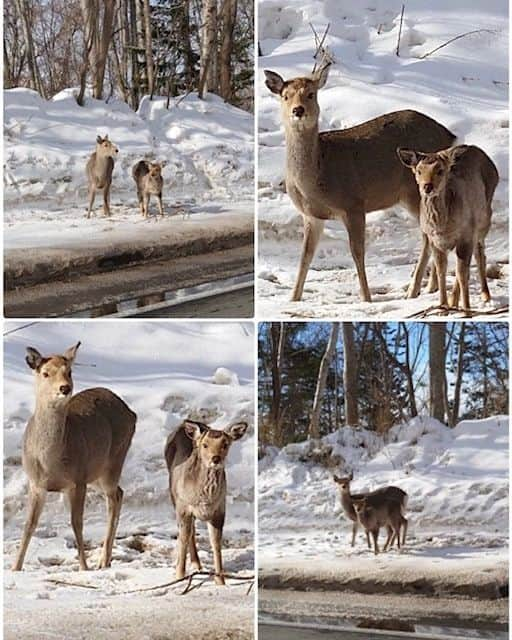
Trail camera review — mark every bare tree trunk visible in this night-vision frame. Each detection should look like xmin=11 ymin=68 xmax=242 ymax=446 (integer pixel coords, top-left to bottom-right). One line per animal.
xmin=429 ymin=323 xmax=446 ymax=423
xmin=450 ymin=323 xmax=466 ymax=427
xmin=269 ymin=323 xmax=286 ymax=445
xmin=402 ymin=323 xmax=418 ymax=417
xmin=15 ymin=0 xmax=45 ymax=97
xmin=198 ymin=0 xmax=217 ymax=98
xmin=93 ymin=0 xmax=116 ymax=99
xmin=219 ymin=0 xmax=237 ymax=100
xmin=342 ymin=322 xmax=359 ymax=427
xmin=77 ymin=0 xmax=97 ymax=106
xmin=142 ymin=0 xmax=154 ymax=97
xmin=309 ymin=323 xmax=339 ymax=439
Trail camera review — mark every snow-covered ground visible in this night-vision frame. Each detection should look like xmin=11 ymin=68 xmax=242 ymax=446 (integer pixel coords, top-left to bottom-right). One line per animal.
xmin=258 ymin=416 xmax=509 ymax=575
xmin=4 ymin=89 xmax=254 ymax=250
xmin=257 ymin=0 xmax=509 ymax=318
xmin=4 ymin=321 xmax=255 ymax=638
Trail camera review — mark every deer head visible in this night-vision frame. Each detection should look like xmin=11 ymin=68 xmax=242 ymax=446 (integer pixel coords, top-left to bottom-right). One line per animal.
xmin=26 ymin=342 xmax=81 ymax=405
xmin=183 ymin=420 xmax=248 ymax=469
xmin=96 ymin=134 xmax=119 ymax=158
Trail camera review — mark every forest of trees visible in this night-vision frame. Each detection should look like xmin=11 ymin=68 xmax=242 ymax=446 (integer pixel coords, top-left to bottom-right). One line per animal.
xmin=258 ymin=322 xmax=508 ymax=447
xmin=4 ymin=0 xmax=253 ymax=110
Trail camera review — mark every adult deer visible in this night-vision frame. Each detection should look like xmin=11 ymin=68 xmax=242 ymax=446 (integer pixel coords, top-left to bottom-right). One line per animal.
xmin=165 ymin=419 xmax=248 ymax=585
xmin=86 ymin=134 xmax=119 ymax=218
xmin=264 ymin=63 xmax=456 ymax=302
xmin=12 ymin=342 xmax=136 ymax=571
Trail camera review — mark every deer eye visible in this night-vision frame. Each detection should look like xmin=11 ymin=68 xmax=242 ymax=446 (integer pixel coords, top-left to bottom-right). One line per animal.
xmin=42 ymin=372 xmax=49 ymax=378
xmin=308 ymin=92 xmax=314 ymax=99
xmin=203 ymin=443 xmax=208 ymax=448
xmin=283 ymin=95 xmax=288 ymax=101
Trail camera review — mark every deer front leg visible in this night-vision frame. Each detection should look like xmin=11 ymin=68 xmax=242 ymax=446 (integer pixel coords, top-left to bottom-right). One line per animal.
xmin=351 ymin=521 xmax=358 ymax=547
xmin=407 ymin=233 xmax=430 ymax=298
xmin=371 ymin=529 xmax=380 ymax=555
xmin=456 ymin=242 xmax=472 ymax=314
xmin=12 ymin=485 xmax=47 ymax=571
xmin=291 ymin=215 xmax=324 ymax=302
xmin=143 ymin=193 xmax=150 ymax=219
xmin=208 ymin=514 xmax=225 ymax=586
xmin=68 ymin=483 xmax=88 ymax=570
xmin=383 ymin=526 xmax=394 ymax=552
xmin=157 ymin=193 xmax=164 ymax=217
xmin=432 ymin=247 xmax=448 ymax=307
xmin=401 ymin=517 xmax=408 ymax=547
xmin=98 ymin=485 xmax=123 ymax=569
xmin=345 ymin=209 xmax=371 ymax=302
xmin=103 ymin=183 xmax=111 ymax=216
xmin=189 ymin=519 xmax=202 ymax=571
xmin=176 ymin=512 xmax=193 ymax=580
xmin=87 ymin=187 xmax=96 ymax=219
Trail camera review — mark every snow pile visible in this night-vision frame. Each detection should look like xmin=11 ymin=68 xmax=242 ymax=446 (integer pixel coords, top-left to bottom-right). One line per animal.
xmin=4 ymin=321 xmax=255 ymax=570
xmin=257 ymin=0 xmax=509 ymax=318
xmin=259 ymin=416 xmax=509 ymax=542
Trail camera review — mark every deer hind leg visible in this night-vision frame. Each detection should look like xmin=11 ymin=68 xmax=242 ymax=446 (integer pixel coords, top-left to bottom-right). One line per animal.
xmin=12 ymin=485 xmax=47 ymax=571
xmin=68 ymin=483 xmax=88 ymax=570
xmin=103 ymin=184 xmax=111 ymax=216
xmin=291 ymin=216 xmax=324 ymax=302
xmin=176 ymin=513 xmax=193 ymax=580
xmin=208 ymin=514 xmax=225 ymax=586
xmin=401 ymin=516 xmax=408 ymax=547
xmin=157 ymin=193 xmax=164 ymax=217
xmin=371 ymin=529 xmax=380 ymax=555
xmin=426 ymin=261 xmax=439 ymax=293
xmin=345 ymin=209 xmax=371 ymax=303
xmin=137 ymin=189 xmax=144 ymax=216
xmin=351 ymin=521 xmax=357 ymax=547
xmin=456 ymin=242 xmax=472 ymax=314
xmin=97 ymin=485 xmax=123 ymax=569
xmin=474 ymin=241 xmax=490 ymax=303
xmin=383 ymin=525 xmax=394 ymax=552
xmin=189 ymin=519 xmax=202 ymax=571
xmin=407 ymin=233 xmax=431 ymax=298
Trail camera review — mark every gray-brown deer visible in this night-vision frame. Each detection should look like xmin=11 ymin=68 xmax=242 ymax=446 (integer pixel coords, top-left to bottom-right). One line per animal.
xmin=165 ymin=419 xmax=248 ymax=585
xmin=264 ymin=64 xmax=456 ymax=302
xmin=86 ymin=134 xmax=119 ymax=218
xmin=12 ymin=342 xmax=136 ymax=571
xmin=353 ymin=495 xmax=408 ymax=555
xmin=397 ymin=145 xmax=498 ymax=313
xmin=132 ymin=160 xmax=165 ymax=218
xmin=333 ymin=474 xmax=407 ymax=550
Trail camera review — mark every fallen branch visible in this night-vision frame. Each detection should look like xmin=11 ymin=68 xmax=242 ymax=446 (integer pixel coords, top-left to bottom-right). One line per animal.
xmin=407 ymin=304 xmax=509 ymax=319
xmin=419 ymin=29 xmax=498 ymax=59
xmin=45 ymin=578 xmax=100 ymax=590
xmin=122 ymin=571 xmax=255 ymax=595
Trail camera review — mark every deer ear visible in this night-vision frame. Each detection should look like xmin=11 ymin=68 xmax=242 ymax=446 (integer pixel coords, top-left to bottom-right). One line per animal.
xmin=349 ymin=471 xmax=353 ymax=481
xmin=264 ymin=70 xmax=285 ymax=95
xmin=63 ymin=342 xmax=81 ymax=363
xmin=26 ymin=347 xmax=44 ymax=370
xmin=315 ymin=63 xmax=331 ymax=88
xmin=397 ymin=148 xmax=427 ymax=168
xmin=333 ymin=475 xmax=341 ymax=484
xmin=226 ymin=422 xmax=248 ymax=441
xmin=96 ymin=135 xmax=103 ymax=144
xmin=104 ymin=134 xmax=109 ymax=140
xmin=183 ymin=420 xmax=208 ymax=440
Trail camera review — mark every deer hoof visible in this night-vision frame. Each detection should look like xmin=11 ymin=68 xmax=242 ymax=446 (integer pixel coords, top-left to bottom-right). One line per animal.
xmin=214 ymin=574 xmax=226 ymax=586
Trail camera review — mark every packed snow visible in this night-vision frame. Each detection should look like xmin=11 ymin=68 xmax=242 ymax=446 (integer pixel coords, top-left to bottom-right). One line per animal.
xmin=257 ymin=0 xmax=509 ymax=318
xmin=4 ymin=321 xmax=255 ymax=638
xmin=4 ymin=89 xmax=254 ymax=250
xmin=258 ymin=416 xmax=509 ymax=572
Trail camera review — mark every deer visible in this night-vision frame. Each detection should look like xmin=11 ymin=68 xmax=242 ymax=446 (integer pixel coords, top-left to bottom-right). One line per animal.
xmin=132 ymin=160 xmax=165 ymax=218
xmin=165 ymin=419 xmax=248 ymax=585
xmin=333 ymin=474 xmax=407 ymax=550
xmin=86 ymin=134 xmax=119 ymax=219
xmin=264 ymin=63 xmax=456 ymax=303
xmin=352 ymin=495 xmax=408 ymax=555
xmin=397 ymin=145 xmax=499 ymax=313
xmin=12 ymin=342 xmax=136 ymax=572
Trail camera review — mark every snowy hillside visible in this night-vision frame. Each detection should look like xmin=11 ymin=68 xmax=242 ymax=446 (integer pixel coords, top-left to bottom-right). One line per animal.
xmin=4 ymin=321 xmax=254 ymax=636
xmin=259 ymin=416 xmax=509 ymax=562
xmin=257 ymin=0 xmax=509 ymax=318
xmin=4 ymin=89 xmax=254 ymax=250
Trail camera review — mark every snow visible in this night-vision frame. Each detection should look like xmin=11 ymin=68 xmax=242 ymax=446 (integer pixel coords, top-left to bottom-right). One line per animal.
xmin=258 ymin=416 xmax=509 ymax=573
xmin=3 ymin=321 xmax=255 ymax=637
xmin=257 ymin=0 xmax=509 ymax=318
xmin=4 ymin=89 xmax=254 ymax=250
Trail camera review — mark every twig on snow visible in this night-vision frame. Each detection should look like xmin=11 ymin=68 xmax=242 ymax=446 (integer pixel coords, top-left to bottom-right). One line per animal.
xmin=419 ymin=29 xmax=498 ymax=59
xmin=396 ymin=4 xmax=405 ymax=56
xmin=45 ymin=578 xmax=100 ymax=589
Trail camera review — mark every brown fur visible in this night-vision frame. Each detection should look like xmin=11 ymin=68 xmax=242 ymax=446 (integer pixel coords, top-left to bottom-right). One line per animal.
xmin=132 ymin=160 xmax=164 ymax=218
xmin=86 ymin=135 xmax=119 ymax=218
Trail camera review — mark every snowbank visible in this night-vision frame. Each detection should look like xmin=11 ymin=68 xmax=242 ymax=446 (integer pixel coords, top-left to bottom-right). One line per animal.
xmin=257 ymin=0 xmax=509 ymax=318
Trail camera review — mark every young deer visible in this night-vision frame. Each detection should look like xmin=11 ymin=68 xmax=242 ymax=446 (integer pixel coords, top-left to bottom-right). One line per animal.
xmin=398 ymin=145 xmax=499 ymax=313
xmin=353 ymin=495 xmax=408 ymax=555
xmin=86 ymin=135 xmax=119 ymax=218
xmin=12 ymin=343 xmax=136 ymax=571
xmin=333 ymin=474 xmax=407 ymax=550
xmin=165 ymin=419 xmax=248 ymax=585
xmin=264 ymin=65 xmax=456 ymax=302
xmin=132 ymin=160 xmax=165 ymax=218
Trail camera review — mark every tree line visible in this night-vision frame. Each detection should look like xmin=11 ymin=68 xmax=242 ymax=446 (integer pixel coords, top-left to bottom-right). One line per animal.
xmin=258 ymin=322 xmax=508 ymax=447
xmin=4 ymin=0 xmax=253 ymax=110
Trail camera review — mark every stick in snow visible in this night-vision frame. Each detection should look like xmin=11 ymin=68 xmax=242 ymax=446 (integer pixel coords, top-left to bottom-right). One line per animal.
xmin=419 ymin=29 xmax=498 ymax=59
xmin=396 ymin=4 xmax=405 ymax=56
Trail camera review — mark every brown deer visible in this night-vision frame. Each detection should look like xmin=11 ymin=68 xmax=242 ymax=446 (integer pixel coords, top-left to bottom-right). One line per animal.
xmin=12 ymin=343 xmax=136 ymax=571
xmin=333 ymin=474 xmax=407 ymax=550
xmin=165 ymin=419 xmax=248 ymax=585
xmin=353 ymin=495 xmax=408 ymax=555
xmin=264 ymin=64 xmax=456 ymax=302
xmin=397 ymin=145 xmax=498 ymax=313
xmin=86 ymin=134 xmax=119 ymax=218
xmin=132 ymin=160 xmax=165 ymax=218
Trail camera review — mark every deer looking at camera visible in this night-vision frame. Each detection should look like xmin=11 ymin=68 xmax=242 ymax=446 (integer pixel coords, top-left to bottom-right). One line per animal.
xmin=86 ymin=134 xmax=119 ymax=218
xmin=165 ymin=419 xmax=248 ymax=585
xmin=398 ymin=145 xmax=498 ymax=313
xmin=333 ymin=474 xmax=407 ymax=551
xmin=12 ymin=343 xmax=136 ymax=571
xmin=132 ymin=160 xmax=165 ymax=218
xmin=353 ymin=495 xmax=408 ymax=555
xmin=264 ymin=55 xmax=456 ymax=303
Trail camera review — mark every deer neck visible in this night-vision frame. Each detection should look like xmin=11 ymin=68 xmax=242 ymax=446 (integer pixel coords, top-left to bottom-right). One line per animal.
xmin=284 ymin=123 xmax=320 ymax=187
xmin=190 ymin=452 xmax=224 ymax=504
xmin=95 ymin=152 xmax=112 ymax=177
xmin=31 ymin=398 xmax=69 ymax=455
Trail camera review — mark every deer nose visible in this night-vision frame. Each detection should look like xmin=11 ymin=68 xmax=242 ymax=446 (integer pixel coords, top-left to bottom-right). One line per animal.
xmin=424 ymin=183 xmax=434 ymax=194
xmin=60 ymin=385 xmax=71 ymax=396
xmin=212 ymin=455 xmax=221 ymax=465
xmin=292 ymin=106 xmax=305 ymax=118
